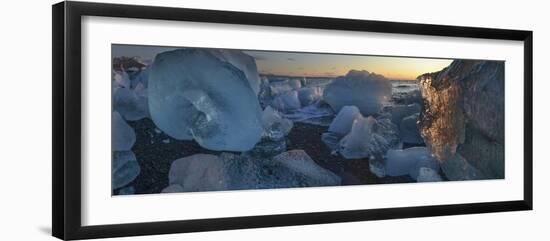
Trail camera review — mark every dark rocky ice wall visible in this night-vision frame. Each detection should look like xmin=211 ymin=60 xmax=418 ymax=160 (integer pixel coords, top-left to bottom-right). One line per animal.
xmin=418 ymin=60 xmax=504 ymax=180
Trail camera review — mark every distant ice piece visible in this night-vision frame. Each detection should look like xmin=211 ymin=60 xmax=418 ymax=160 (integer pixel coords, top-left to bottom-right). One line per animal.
xmin=112 ymin=70 xmax=130 ymax=89
xmin=210 ymin=49 xmax=261 ymax=95
xmin=298 ymin=86 xmax=322 ymax=106
xmin=112 ymin=111 xmax=136 ymax=151
xmin=385 ymin=147 xmax=438 ymax=178
xmin=130 ymin=67 xmax=150 ymax=89
xmin=270 ymin=90 xmax=301 ymax=112
xmin=339 ymin=115 xmax=399 ymax=159
xmin=323 ymin=70 xmax=392 ymax=116
xmin=400 ymin=113 xmax=424 ymax=144
xmin=283 ymin=101 xmax=334 ymax=126
xmin=269 ymin=81 xmax=292 ymax=96
xmin=148 ymin=49 xmax=263 ymax=152
xmin=113 ymin=87 xmax=149 ymax=121
xmin=288 ymin=78 xmax=302 ymax=90
xmin=112 ymin=151 xmax=140 ymax=189
xmin=328 ymin=105 xmax=361 ymax=135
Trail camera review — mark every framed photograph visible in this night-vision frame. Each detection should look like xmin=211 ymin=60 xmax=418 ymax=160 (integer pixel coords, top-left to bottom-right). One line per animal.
xmin=52 ymin=1 xmax=533 ymax=240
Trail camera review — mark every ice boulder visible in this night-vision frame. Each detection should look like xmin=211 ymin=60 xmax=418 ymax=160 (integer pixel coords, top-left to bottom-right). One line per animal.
xmin=113 ymin=87 xmax=149 ymax=121
xmin=339 ymin=115 xmax=399 ymax=159
xmin=164 ymin=150 xmax=340 ymax=193
xmin=298 ymin=86 xmax=323 ymax=106
xmin=272 ymin=150 xmax=341 ymax=186
xmin=167 ymin=154 xmax=227 ymax=192
xmin=328 ymin=105 xmax=361 ymax=135
xmin=271 ymin=90 xmax=301 ymax=112
xmin=399 ymin=113 xmax=423 ymax=144
xmin=148 ymin=49 xmax=263 ymax=152
xmin=112 ymin=111 xmax=135 ymax=151
xmin=210 ymin=49 xmax=261 ymax=95
xmin=385 ymin=147 xmax=439 ymax=178
xmin=112 ymin=151 xmax=140 ymax=189
xmin=323 ymin=70 xmax=392 ymax=116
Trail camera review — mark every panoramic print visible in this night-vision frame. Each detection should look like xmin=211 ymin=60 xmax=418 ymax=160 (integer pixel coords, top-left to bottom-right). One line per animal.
xmin=111 ymin=44 xmax=504 ymax=195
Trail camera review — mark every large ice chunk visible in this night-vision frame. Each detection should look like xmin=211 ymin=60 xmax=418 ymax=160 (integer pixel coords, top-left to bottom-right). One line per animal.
xmin=164 ymin=150 xmax=341 ymax=193
xmin=328 ymin=105 xmax=361 ymax=135
xmin=112 ymin=151 xmax=140 ymax=189
xmin=112 ymin=111 xmax=135 ymax=151
xmin=323 ymin=70 xmax=392 ymax=116
xmin=148 ymin=49 xmax=263 ymax=152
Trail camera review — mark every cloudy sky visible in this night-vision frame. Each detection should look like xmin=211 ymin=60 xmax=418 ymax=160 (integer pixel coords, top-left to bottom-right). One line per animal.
xmin=113 ymin=44 xmax=452 ymax=80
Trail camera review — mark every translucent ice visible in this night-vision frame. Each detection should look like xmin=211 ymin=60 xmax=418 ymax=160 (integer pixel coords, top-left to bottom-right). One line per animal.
xmin=339 ymin=115 xmax=398 ymax=159
xmin=261 ymin=106 xmax=293 ymax=139
xmin=271 ymin=90 xmax=301 ymax=112
xmin=113 ymin=87 xmax=149 ymax=121
xmin=112 ymin=111 xmax=135 ymax=151
xmin=112 ymin=151 xmax=140 ymax=189
xmin=328 ymin=105 xmax=361 ymax=135
xmin=148 ymin=49 xmax=263 ymax=151
xmin=167 ymin=154 xmax=227 ymax=192
xmin=385 ymin=147 xmax=438 ymax=177
xmin=323 ymin=70 xmax=392 ymax=116
xmin=298 ymin=86 xmax=323 ymax=106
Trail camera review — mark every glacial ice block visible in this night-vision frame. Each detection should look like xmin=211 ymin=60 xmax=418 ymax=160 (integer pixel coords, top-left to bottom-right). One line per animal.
xmin=148 ymin=49 xmax=263 ymax=152
xmin=298 ymin=86 xmax=323 ymax=107
xmin=271 ymin=90 xmax=301 ymax=112
xmin=112 ymin=151 xmax=140 ymax=189
xmin=261 ymin=106 xmax=293 ymax=139
xmin=113 ymin=86 xmax=149 ymax=121
xmin=112 ymin=111 xmax=136 ymax=151
xmin=385 ymin=147 xmax=438 ymax=177
xmin=339 ymin=115 xmax=398 ymax=159
xmin=338 ymin=114 xmax=399 ymax=159
xmin=328 ymin=105 xmax=361 ymax=135
xmin=323 ymin=70 xmax=392 ymax=116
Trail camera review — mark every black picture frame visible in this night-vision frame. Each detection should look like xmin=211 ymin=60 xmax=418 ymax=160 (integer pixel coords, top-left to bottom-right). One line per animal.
xmin=52 ymin=1 xmax=533 ymax=240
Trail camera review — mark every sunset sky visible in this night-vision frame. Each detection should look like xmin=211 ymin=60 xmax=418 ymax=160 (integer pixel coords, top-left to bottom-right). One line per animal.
xmin=113 ymin=45 xmax=453 ymax=80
